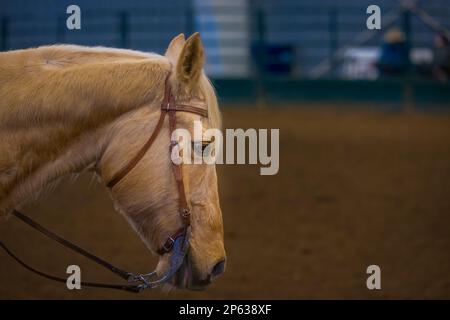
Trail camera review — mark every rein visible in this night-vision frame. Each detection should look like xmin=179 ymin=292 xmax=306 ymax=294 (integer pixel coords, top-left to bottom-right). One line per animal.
xmin=0 ymin=71 xmax=208 ymax=292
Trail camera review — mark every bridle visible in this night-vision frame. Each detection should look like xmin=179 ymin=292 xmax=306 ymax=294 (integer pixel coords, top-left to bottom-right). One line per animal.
xmin=106 ymin=70 xmax=207 ymax=255
xmin=0 ymin=71 xmax=208 ymax=293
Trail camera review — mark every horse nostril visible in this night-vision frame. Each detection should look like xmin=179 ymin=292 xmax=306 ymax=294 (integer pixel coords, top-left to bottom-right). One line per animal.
xmin=210 ymin=259 xmax=226 ymax=280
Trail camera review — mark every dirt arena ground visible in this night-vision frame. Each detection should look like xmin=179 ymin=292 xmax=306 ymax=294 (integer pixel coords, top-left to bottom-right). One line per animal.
xmin=1 ymin=105 xmax=450 ymax=299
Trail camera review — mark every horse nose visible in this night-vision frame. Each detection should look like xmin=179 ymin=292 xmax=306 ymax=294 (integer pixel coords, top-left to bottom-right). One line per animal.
xmin=210 ymin=259 xmax=226 ymax=281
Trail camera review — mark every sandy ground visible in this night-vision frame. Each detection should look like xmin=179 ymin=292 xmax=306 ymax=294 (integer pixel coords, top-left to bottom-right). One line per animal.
xmin=1 ymin=106 xmax=450 ymax=299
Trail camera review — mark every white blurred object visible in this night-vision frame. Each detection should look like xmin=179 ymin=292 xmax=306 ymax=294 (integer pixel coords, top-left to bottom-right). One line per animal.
xmin=410 ymin=48 xmax=433 ymax=65
xmin=341 ymin=47 xmax=380 ymax=80
xmin=341 ymin=47 xmax=434 ymax=79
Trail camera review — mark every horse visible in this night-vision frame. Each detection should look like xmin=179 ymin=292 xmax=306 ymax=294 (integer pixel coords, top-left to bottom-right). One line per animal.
xmin=0 ymin=33 xmax=226 ymax=290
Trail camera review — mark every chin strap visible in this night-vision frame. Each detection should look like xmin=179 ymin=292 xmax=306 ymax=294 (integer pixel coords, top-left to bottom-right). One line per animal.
xmin=135 ymin=232 xmax=190 ymax=289
xmin=0 ymin=210 xmax=188 ymax=293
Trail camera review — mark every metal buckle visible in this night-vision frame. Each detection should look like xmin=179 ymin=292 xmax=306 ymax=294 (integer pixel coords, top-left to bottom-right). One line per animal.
xmin=181 ymin=208 xmax=190 ymax=218
xmin=127 ymin=271 xmax=158 ymax=291
xmin=162 ymin=236 xmax=175 ymax=253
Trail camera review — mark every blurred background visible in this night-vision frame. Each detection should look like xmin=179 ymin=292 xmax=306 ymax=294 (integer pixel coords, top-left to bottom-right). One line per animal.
xmin=1 ymin=0 xmax=450 ymax=299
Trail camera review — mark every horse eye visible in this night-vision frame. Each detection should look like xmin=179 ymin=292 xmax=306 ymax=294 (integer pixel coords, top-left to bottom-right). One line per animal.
xmin=192 ymin=141 xmax=212 ymax=155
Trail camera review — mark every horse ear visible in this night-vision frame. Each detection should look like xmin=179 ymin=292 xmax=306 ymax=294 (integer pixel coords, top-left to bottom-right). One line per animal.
xmin=176 ymin=32 xmax=205 ymax=90
xmin=165 ymin=33 xmax=185 ymax=65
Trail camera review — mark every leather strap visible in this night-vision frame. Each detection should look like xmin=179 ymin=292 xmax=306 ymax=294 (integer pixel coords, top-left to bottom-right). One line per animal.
xmin=168 ymin=109 xmax=191 ymax=227
xmin=169 ymin=103 xmax=208 ymax=118
xmin=11 ymin=210 xmax=133 ymax=280
xmin=107 ymin=110 xmax=166 ymax=189
xmin=0 ymin=240 xmax=143 ymax=293
xmin=0 ymin=210 xmax=144 ymax=293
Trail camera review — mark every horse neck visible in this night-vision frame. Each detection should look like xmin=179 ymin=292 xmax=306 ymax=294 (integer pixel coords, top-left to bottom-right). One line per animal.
xmin=0 ymin=46 xmax=171 ymax=215
xmin=0 ymin=120 xmax=109 ymax=215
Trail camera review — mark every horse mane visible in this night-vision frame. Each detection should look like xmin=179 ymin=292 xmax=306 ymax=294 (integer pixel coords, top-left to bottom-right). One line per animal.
xmin=0 ymin=44 xmax=220 ymax=129
xmin=0 ymin=45 xmax=169 ymax=128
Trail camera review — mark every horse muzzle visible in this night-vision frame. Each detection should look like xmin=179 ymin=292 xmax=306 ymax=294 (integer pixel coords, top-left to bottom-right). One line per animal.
xmin=171 ymin=255 xmax=226 ymax=290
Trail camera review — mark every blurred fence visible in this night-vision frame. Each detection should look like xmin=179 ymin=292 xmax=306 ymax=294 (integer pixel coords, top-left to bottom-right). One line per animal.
xmin=1 ymin=0 xmax=449 ymax=108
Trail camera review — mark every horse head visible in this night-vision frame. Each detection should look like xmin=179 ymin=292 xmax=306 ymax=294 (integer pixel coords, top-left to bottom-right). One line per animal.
xmin=99 ymin=34 xmax=226 ymax=290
